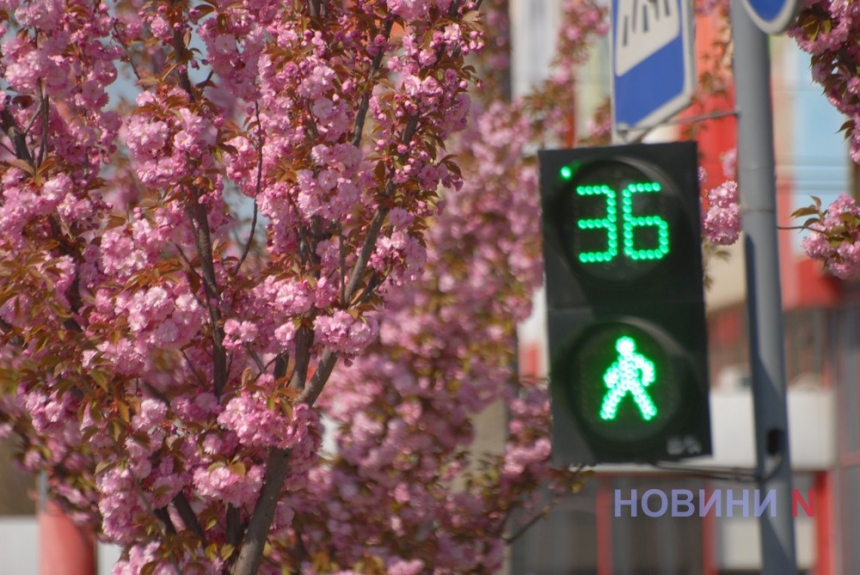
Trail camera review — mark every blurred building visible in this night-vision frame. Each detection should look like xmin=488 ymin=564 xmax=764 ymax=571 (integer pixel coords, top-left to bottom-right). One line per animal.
xmin=511 ymin=2 xmax=850 ymax=574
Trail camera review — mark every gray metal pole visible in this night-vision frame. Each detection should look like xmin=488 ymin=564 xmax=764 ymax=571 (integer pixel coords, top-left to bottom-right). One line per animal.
xmin=730 ymin=1 xmax=798 ymax=573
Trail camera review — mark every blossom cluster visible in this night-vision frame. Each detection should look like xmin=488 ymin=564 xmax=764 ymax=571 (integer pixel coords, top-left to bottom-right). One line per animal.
xmin=785 ymin=0 xmax=860 ymax=277
xmin=789 ymin=0 xmax=860 ymax=162
xmin=0 ymin=0 xmax=483 ymax=572
xmin=796 ymin=194 xmax=860 ymax=278
xmin=703 ymin=180 xmax=741 ymax=245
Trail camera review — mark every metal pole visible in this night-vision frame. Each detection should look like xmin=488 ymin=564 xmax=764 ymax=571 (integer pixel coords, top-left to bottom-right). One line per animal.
xmin=730 ymin=1 xmax=798 ymax=573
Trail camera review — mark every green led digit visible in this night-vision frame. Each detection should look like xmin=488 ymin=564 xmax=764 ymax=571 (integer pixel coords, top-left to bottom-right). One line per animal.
xmin=622 ymin=182 xmax=670 ymax=261
xmin=576 ymin=185 xmax=618 ymax=264
xmin=599 ymin=336 xmax=658 ymax=422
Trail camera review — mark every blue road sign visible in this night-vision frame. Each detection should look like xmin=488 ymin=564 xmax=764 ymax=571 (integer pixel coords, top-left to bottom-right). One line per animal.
xmin=611 ymin=0 xmax=695 ymax=143
xmin=741 ymin=0 xmax=801 ymax=34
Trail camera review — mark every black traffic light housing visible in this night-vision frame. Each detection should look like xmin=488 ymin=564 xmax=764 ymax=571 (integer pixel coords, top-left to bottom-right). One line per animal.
xmin=540 ymin=141 xmax=712 ymax=465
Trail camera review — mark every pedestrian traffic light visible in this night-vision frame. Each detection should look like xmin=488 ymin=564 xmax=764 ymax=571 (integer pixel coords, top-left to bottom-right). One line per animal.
xmin=539 ymin=141 xmax=712 ymax=464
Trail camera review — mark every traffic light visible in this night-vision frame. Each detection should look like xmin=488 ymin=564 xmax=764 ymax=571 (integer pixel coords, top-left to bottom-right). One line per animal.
xmin=539 ymin=141 xmax=712 ymax=464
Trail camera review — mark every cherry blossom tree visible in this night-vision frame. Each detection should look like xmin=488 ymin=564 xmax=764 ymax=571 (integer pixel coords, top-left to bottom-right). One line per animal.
xmin=790 ymin=0 xmax=860 ymax=165
xmin=786 ymin=1 xmax=860 ymax=275
xmin=0 ymin=0 xmax=485 ymax=572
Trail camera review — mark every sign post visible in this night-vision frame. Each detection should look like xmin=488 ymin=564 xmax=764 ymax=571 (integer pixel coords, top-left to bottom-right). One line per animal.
xmin=611 ymin=0 xmax=695 ymax=142
xmin=731 ymin=0 xmax=798 ymax=571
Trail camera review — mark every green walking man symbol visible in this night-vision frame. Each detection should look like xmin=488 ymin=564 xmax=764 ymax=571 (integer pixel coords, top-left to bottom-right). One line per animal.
xmin=599 ymin=336 xmax=659 ymax=421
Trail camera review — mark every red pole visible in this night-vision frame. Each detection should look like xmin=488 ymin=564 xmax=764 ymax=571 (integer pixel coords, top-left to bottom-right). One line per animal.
xmin=701 ymin=484 xmax=719 ymax=575
xmin=596 ymin=478 xmax=613 ymax=575
xmin=39 ymin=500 xmax=95 ymax=575
xmin=814 ymin=472 xmax=833 ymax=575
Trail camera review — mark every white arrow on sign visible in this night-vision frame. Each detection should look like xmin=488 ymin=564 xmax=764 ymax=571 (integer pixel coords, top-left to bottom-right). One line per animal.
xmin=615 ymin=0 xmax=680 ymax=76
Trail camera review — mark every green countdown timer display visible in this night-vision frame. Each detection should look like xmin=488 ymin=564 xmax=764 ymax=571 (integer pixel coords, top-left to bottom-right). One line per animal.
xmin=556 ymin=320 xmax=684 ymax=445
xmin=558 ymin=160 xmax=679 ymax=281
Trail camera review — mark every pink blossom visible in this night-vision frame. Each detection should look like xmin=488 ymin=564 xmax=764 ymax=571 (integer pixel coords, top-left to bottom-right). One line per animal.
xmin=703 ymin=181 xmax=741 ymax=245
xmin=0 ymin=0 xmax=492 ymax=568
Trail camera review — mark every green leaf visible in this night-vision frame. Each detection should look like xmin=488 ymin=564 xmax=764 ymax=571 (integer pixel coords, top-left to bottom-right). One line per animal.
xmin=91 ymin=370 xmax=110 ymax=391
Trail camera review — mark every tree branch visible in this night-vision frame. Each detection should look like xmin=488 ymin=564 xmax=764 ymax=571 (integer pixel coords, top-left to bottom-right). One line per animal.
xmin=229 ymin=448 xmax=291 ymax=575
xmin=343 ymin=208 xmax=387 ymax=304
xmin=296 ymin=348 xmax=338 ymax=407
xmin=226 ymin=504 xmax=242 ymax=549
xmin=232 ymin=102 xmax=264 ymax=278
xmin=352 ymin=19 xmax=395 ymax=149
xmin=173 ymin=492 xmax=206 ymax=539
xmin=244 ymin=343 xmax=266 ymax=373
xmin=0 ymin=107 xmax=34 ymax=168
xmin=171 ymin=27 xmax=194 ymax=97
xmin=503 ymin=504 xmax=551 ymax=545
xmin=155 ymin=507 xmax=177 ymax=535
xmin=287 ymin=326 xmax=313 ymax=390
xmin=185 ymin=186 xmax=228 ymax=397
xmin=37 ymin=83 xmax=49 ymax=167
xmin=339 ymin=109 xmax=418 ymax=305
xmin=164 ymin=15 xmax=228 ymax=399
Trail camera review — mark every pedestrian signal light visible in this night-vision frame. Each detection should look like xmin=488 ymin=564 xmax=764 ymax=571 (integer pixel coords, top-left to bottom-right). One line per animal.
xmin=540 ymin=142 xmax=712 ymax=464
xmin=599 ymin=336 xmax=658 ymax=422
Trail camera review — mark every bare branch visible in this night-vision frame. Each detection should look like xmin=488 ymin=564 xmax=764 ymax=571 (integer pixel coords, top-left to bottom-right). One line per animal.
xmin=503 ymin=504 xmax=551 ymax=545
xmin=343 ymin=208 xmax=387 ymax=304
xmin=184 ymin=186 xmax=228 ymax=397
xmin=338 ymin=225 xmax=346 ymax=305
xmin=112 ymin=21 xmax=143 ymax=82
xmin=226 ymin=504 xmax=242 ymax=549
xmin=233 ymin=102 xmax=264 ymax=277
xmin=171 ymin=27 xmax=194 ymax=98
xmin=288 ymin=326 xmax=313 ymax=390
xmin=171 ymin=242 xmax=208 ymax=310
xmin=180 ymin=349 xmax=207 ymax=388
xmin=1 ymin=107 xmax=34 ymax=167
xmin=274 ymin=354 xmax=289 ymax=379
xmin=173 ymin=492 xmax=206 ymax=540
xmin=340 ymin=108 xmax=418 ymax=304
xmin=155 ymin=507 xmax=177 ymax=535
xmin=352 ymin=18 xmax=395 ymax=148
xmin=244 ymin=343 xmax=266 ymax=373
xmin=37 ymin=83 xmax=49 ymax=167
xmin=296 ymin=348 xmax=338 ymax=406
